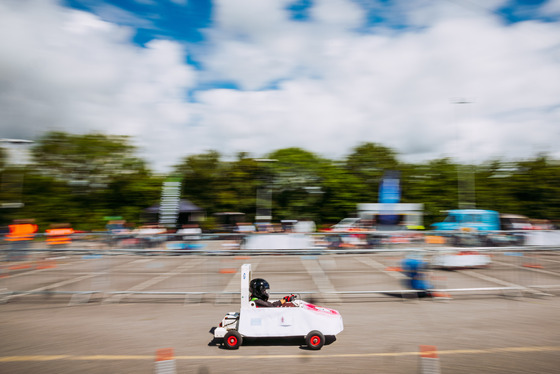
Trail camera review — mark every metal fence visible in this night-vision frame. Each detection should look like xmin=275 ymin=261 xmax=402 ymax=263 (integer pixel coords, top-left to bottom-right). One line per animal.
xmin=1 ymin=231 xmax=559 ymax=304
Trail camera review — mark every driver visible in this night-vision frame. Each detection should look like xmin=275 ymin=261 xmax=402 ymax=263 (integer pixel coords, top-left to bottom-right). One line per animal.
xmin=249 ymin=278 xmax=296 ymax=307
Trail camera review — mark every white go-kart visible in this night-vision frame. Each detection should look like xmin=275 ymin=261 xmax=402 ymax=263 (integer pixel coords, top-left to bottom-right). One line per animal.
xmin=213 ymin=264 xmax=343 ymax=350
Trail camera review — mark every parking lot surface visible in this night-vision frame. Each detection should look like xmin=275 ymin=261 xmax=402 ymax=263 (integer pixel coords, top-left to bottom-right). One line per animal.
xmin=1 ymin=253 xmax=560 ymax=373
xmin=1 ymin=297 xmax=559 ymax=373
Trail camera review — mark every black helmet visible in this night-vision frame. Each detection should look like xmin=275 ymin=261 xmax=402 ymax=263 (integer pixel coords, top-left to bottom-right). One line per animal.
xmin=249 ymin=278 xmax=270 ymax=301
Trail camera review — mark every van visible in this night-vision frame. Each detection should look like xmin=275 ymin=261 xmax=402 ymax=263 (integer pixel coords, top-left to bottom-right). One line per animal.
xmin=500 ymin=214 xmax=532 ymax=230
xmin=431 ymin=209 xmax=500 ymax=231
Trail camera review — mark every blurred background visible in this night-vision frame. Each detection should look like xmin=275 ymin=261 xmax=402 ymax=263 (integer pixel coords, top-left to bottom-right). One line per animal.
xmin=1 ymin=0 xmax=559 ymax=233
xmin=0 ymin=133 xmax=558 ymax=232
xmin=2 ymin=2 xmax=560 ymax=372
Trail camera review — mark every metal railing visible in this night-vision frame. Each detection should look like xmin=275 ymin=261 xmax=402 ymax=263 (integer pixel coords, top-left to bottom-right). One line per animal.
xmin=1 ymin=230 xmax=559 ymax=304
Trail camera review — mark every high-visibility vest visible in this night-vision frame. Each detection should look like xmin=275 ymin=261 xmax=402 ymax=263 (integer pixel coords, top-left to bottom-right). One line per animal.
xmin=46 ymin=228 xmax=74 ymax=245
xmin=6 ymin=224 xmax=38 ymax=241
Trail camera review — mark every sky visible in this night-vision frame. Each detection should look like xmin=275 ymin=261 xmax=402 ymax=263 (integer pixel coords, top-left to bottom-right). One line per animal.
xmin=1 ymin=0 xmax=559 ymax=173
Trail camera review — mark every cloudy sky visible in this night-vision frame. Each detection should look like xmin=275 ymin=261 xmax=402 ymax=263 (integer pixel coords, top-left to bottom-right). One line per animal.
xmin=1 ymin=0 xmax=559 ymax=172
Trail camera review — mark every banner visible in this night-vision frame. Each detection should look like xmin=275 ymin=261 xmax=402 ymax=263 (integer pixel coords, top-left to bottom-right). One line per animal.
xmin=378 ymin=171 xmax=401 ymax=225
xmin=379 ymin=170 xmax=401 ymax=204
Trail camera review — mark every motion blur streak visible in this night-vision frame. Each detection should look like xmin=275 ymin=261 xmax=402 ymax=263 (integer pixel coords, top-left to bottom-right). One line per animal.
xmin=1 ymin=346 xmax=559 ymax=361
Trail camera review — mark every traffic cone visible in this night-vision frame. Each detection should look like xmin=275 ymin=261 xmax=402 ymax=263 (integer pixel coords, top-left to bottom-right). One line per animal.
xmin=419 ymin=345 xmax=441 ymax=374
xmin=155 ymin=348 xmax=176 ymax=374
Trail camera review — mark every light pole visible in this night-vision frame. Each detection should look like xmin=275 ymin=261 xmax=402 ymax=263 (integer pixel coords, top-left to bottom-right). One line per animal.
xmin=452 ymin=99 xmax=476 ymax=209
xmin=254 ymin=159 xmax=277 ymax=223
xmin=0 ymin=138 xmax=34 ymax=209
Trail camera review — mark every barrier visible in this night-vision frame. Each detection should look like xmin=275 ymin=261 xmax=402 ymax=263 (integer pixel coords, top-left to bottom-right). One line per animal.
xmin=1 ymin=230 xmax=559 ymax=304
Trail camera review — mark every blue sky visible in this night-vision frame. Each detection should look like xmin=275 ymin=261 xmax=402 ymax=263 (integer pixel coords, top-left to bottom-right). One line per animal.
xmin=1 ymin=0 xmax=560 ymax=172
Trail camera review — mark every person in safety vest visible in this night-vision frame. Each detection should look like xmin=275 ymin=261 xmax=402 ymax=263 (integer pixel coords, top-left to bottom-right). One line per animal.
xmin=249 ymin=278 xmax=296 ymax=307
xmin=5 ymin=219 xmax=38 ymax=261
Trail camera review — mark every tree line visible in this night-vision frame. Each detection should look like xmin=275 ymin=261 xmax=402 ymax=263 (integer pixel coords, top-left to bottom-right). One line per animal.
xmin=1 ymin=131 xmax=558 ymax=231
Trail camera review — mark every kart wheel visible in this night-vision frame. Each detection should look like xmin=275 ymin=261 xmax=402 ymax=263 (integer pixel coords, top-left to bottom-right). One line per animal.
xmin=224 ymin=330 xmax=242 ymax=350
xmin=305 ymin=330 xmax=325 ymax=350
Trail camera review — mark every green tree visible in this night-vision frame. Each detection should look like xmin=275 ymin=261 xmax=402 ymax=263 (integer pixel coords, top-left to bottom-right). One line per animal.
xmin=507 ymin=156 xmax=560 ymax=220
xmin=23 ymin=131 xmax=159 ymax=230
xmin=401 ymin=158 xmax=459 ymax=226
xmin=174 ymin=151 xmax=226 ymax=214
xmin=344 ymin=142 xmax=400 ymax=202
xmin=0 ymin=147 xmax=5 ymax=169
xmin=218 ymin=153 xmax=262 ymax=215
xmin=32 ymin=132 xmax=147 ymax=190
xmin=265 ymin=148 xmax=328 ymax=221
xmin=316 ymin=161 xmax=363 ymax=223
xmin=2 ymin=130 xmax=558 ymax=231
xmin=474 ymin=160 xmax=518 ymax=214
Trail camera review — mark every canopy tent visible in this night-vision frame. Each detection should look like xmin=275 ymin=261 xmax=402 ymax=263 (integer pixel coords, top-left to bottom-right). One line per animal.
xmin=144 ymin=200 xmax=203 ymax=214
xmin=143 ymin=199 xmax=205 ymax=227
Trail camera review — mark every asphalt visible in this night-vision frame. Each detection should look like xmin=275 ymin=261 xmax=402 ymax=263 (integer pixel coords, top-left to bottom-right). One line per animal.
xmin=1 ymin=262 xmax=559 ymax=373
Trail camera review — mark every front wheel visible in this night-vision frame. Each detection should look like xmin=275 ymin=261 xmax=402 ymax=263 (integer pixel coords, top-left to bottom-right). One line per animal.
xmin=224 ymin=330 xmax=242 ymax=349
xmin=305 ymin=330 xmax=325 ymax=350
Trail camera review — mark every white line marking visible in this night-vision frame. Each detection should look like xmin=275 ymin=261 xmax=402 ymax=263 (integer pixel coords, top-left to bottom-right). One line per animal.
xmin=492 ymin=260 xmax=560 ymax=277
xmin=355 ymin=257 xmax=406 ymax=280
xmin=300 ymin=257 xmax=341 ymax=303
xmin=458 ymin=269 xmax=546 ymax=295
xmin=105 ymin=259 xmax=205 ymax=303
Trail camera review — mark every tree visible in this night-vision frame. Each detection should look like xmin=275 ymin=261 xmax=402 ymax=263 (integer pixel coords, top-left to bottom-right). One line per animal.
xmin=2 ymin=130 xmax=558 ymax=230
xmin=265 ymin=148 xmax=328 ymax=221
xmin=32 ymin=132 xmax=148 ymax=190
xmin=218 ymin=154 xmax=262 ymax=215
xmin=344 ymin=142 xmax=400 ymax=202
xmin=507 ymin=156 xmax=560 ymax=220
xmin=316 ymin=161 xmax=363 ymax=223
xmin=23 ymin=131 xmax=160 ymax=230
xmin=401 ymin=158 xmax=459 ymax=226
xmin=0 ymin=147 xmax=5 ymax=170
xmin=473 ymin=160 xmax=518 ymax=214
xmin=174 ymin=151 xmax=226 ymax=214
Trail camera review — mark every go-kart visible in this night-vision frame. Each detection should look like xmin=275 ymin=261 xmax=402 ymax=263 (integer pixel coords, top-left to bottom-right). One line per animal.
xmin=431 ymin=250 xmax=491 ymax=269
xmin=213 ymin=264 xmax=343 ymax=350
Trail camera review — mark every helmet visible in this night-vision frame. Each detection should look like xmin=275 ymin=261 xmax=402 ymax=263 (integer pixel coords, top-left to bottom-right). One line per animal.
xmin=249 ymin=278 xmax=270 ymax=301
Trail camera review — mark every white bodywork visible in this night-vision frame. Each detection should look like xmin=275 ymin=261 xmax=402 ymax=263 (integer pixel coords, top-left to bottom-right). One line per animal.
xmin=237 ymin=300 xmax=343 ymax=337
xmin=240 ymin=234 xmax=318 ymax=250
xmin=431 ymin=251 xmax=491 ymax=269
xmin=524 ymin=231 xmax=560 ymax=246
xmin=214 ymin=264 xmax=343 ymax=339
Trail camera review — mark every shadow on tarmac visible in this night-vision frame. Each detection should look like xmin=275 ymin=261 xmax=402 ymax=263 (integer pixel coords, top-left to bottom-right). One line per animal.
xmin=381 ymin=291 xmax=432 ymax=299
xmin=208 ymin=327 xmax=336 ymax=350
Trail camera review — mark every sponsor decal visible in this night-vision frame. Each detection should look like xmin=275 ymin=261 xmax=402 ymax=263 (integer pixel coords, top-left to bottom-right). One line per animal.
xmin=303 ymin=303 xmax=340 ymax=316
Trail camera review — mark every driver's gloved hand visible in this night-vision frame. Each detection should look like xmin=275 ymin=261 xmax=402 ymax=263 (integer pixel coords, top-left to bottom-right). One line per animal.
xmin=283 ymin=294 xmax=296 ymax=302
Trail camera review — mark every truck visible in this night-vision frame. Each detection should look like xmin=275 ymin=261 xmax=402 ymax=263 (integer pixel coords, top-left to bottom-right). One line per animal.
xmin=431 ymin=209 xmax=529 ymax=246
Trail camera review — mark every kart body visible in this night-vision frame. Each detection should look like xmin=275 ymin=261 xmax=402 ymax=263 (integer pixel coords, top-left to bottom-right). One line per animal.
xmin=431 ymin=251 xmax=491 ymax=269
xmin=213 ymin=264 xmax=343 ymax=349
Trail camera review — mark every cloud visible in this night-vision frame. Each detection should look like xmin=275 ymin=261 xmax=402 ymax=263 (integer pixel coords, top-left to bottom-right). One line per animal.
xmin=542 ymin=0 xmax=560 ymax=16
xmin=0 ymin=0 xmax=559 ymax=174
xmin=197 ymin=0 xmax=560 ymax=163
xmin=0 ymin=0 xmax=195 ymax=171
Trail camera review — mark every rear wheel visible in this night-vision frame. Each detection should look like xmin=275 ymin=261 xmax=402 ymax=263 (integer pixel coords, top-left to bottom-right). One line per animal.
xmin=224 ymin=330 xmax=242 ymax=349
xmin=305 ymin=330 xmax=325 ymax=350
